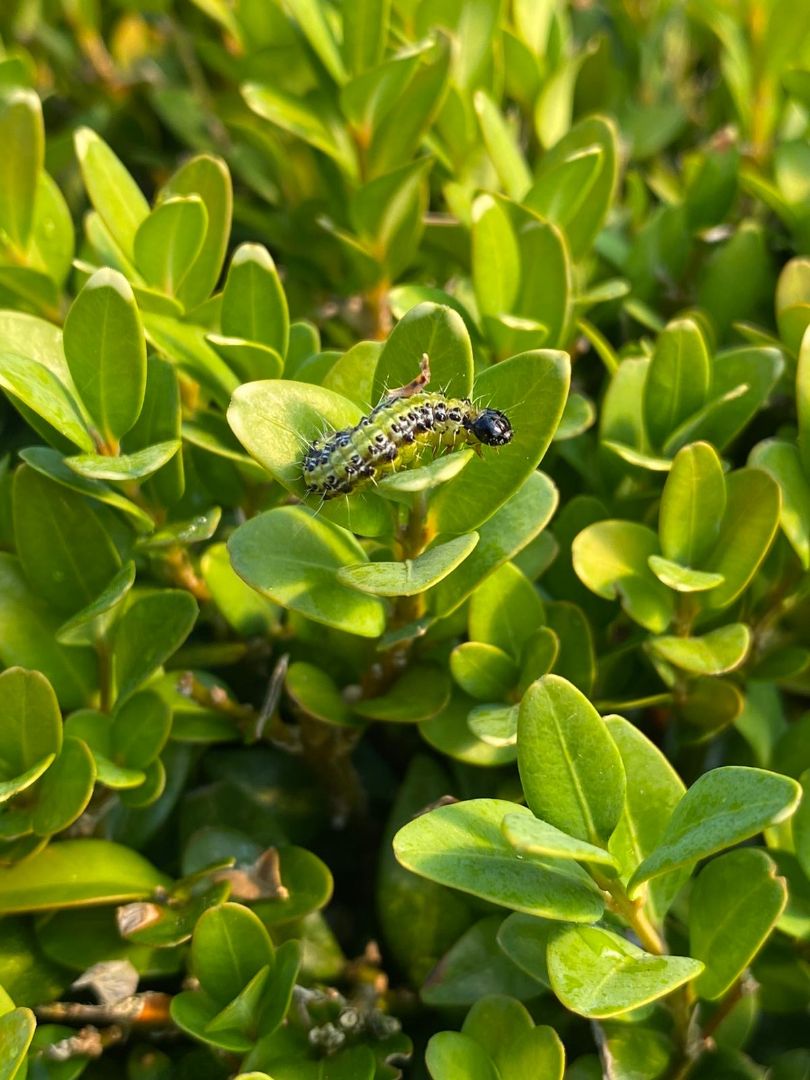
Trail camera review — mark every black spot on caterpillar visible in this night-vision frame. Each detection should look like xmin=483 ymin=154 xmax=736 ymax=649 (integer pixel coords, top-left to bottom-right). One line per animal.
xmin=303 ymin=355 xmax=513 ymax=499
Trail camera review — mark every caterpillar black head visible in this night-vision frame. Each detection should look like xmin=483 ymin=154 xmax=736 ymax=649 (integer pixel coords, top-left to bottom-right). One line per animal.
xmin=466 ymin=408 xmax=513 ymax=447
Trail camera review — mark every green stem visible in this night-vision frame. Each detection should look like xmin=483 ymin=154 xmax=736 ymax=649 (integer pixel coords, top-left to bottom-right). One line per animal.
xmin=599 ymin=875 xmax=667 ymax=955
xmin=597 ymin=873 xmax=698 ymax=1073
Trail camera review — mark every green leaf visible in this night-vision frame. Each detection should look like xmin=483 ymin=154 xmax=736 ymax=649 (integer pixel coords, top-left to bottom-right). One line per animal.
xmin=0 ymin=88 xmax=43 ymax=250
xmin=471 ymin=194 xmax=520 ymax=321
xmin=690 ymin=849 xmax=787 ymax=1000
xmin=283 ymin=0 xmax=347 ymax=83
xmin=517 ymin=675 xmax=625 ymax=847
xmin=461 ymin=994 xmax=532 ymax=1054
xmin=0 ymin=918 xmax=68 ymax=1006
xmin=680 ymin=678 xmax=745 ymax=742
xmin=421 ymin=693 xmax=517 ymax=767
xmin=0 ymin=666 xmax=62 ymax=777
xmin=450 ymin=642 xmax=517 ymax=701
xmin=372 ymin=301 xmax=473 ymax=403
xmin=526 ymin=116 xmax=618 ymax=260
xmin=628 ymin=767 xmax=801 ymax=896
xmin=56 ymin=562 xmax=136 ymax=646
xmin=502 ymin=814 xmax=620 ymax=873
xmin=500 ymin=200 xmax=572 ymax=348
xmin=201 ymin=543 xmax=279 ymax=637
xmin=0 ymin=352 xmax=94 ymax=453
xmin=659 ymin=442 xmax=726 ymax=567
xmin=170 ymin=987 xmax=250 ymax=1052
xmin=117 ymin=755 xmax=166 ymax=808
xmin=160 ymin=153 xmax=232 ymax=311
xmin=496 ymin=913 xmax=554 ymax=987
xmin=113 ymin=590 xmax=198 ymax=702
xmin=338 ymin=534 xmax=478 ymax=596
xmin=460 ymin=995 xmax=565 ymax=1080
xmin=192 ymin=902 xmax=274 ymax=1007
xmin=221 ymin=243 xmax=289 ymax=359
xmin=776 ymin=257 xmax=810 ymax=355
xmin=144 ymin=313 xmax=238 ymax=405
xmin=321 ymin=339 xmax=380 ymax=408
xmin=431 ymin=349 xmax=570 ymax=535
xmin=667 ymin=347 xmax=783 ymax=455
xmin=0 ymin=554 xmax=96 ymax=710
xmin=63 ymin=268 xmax=147 ymax=444
xmin=242 ymin=83 xmax=358 ymax=179
xmin=496 ymin=1025 xmax=565 ymax=1080
xmin=367 ymin=34 xmax=450 ymax=177
xmin=749 ymin=439 xmax=810 ymax=569
xmin=285 ymin=662 xmax=357 ymax=728
xmin=138 ymin=508 xmax=220 ymax=551
xmin=380 ymin=448 xmax=473 ymax=496
xmin=547 ymin=924 xmax=703 ymax=1018
xmin=432 ymin=471 xmax=558 ymax=617
xmin=133 ymin=195 xmax=208 ymax=298
xmin=0 ymin=755 xmax=54 ymax=804
xmin=0 ymin=839 xmax=169 ymax=912
xmin=64 ymin=708 xmax=145 ymax=789
xmin=74 ymin=127 xmax=149 ymax=261
xmin=228 ymin=379 xmax=360 ymax=497
xmin=426 ymin=1032 xmax=498 ymax=1080
xmin=19 ymin=446 xmax=154 ymax=535
xmin=350 ymin=157 xmax=432 ymax=270
xmin=700 ymin=468 xmax=781 ymax=611
xmin=473 ymin=91 xmax=532 ymax=201
xmin=647 ymin=556 xmax=725 ymax=593
xmin=228 ymin=507 xmax=385 ymax=638
xmin=421 ymin=914 xmax=546 ymax=1005
xmin=469 ymin=562 xmax=545 ymax=660
xmin=544 ymin=602 xmax=595 ymax=693
xmin=206 ymin=335 xmax=284 ymax=383
xmin=31 ymin=736 xmax=96 ymax=837
xmin=572 ymin=521 xmax=675 ymax=632
xmin=340 ymin=43 xmax=429 ymax=135
xmin=112 ymin=690 xmax=171 ymax=769
xmin=0 ymin=1007 xmax=35 ymax=1080
xmin=795 ymin=769 xmax=810 ymax=882
xmin=644 ymin=318 xmax=711 ymax=449
xmin=65 ymin=441 xmax=180 ymax=482
xmin=599 ymin=356 xmax=652 ymax=473
xmin=605 ymin=715 xmax=687 ymax=921
xmin=13 ymin=464 xmax=122 ymax=617
xmin=598 ymin=1023 xmax=673 ymax=1080
xmin=343 ymin=0 xmax=389 ymax=74
xmin=393 ymin=798 xmax=604 ymax=922
xmin=468 ymin=703 xmax=519 ymax=746
xmin=377 ymin=755 xmax=475 ymax=985
xmin=555 ymin=392 xmax=595 ymax=441
xmin=798 ymin=326 xmax=810 ymax=475
xmin=648 ymin=624 xmax=751 ymax=676
xmin=352 ymin=665 xmax=449 ymax=723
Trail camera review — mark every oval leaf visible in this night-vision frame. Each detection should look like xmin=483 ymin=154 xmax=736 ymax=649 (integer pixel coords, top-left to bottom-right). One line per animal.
xmin=393 ymin=798 xmax=604 ymax=922
xmin=628 ymin=766 xmax=801 ymax=896
xmin=690 ymin=848 xmax=787 ymax=1000
xmin=228 ymin=507 xmax=385 ymax=638
xmin=547 ymin=924 xmax=703 ymax=1018
xmin=63 ymin=268 xmax=147 ymax=444
xmin=517 ymin=675 xmax=626 ymax=847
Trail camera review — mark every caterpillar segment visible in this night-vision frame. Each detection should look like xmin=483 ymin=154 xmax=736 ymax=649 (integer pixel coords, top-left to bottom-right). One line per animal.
xmin=302 ymin=354 xmax=513 ymax=500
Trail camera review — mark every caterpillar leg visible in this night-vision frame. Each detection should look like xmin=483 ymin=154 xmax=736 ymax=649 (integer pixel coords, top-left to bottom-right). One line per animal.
xmin=386 ymin=353 xmax=431 ymax=401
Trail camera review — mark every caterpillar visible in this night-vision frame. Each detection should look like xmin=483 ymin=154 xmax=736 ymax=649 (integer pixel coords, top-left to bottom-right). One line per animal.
xmin=302 ymin=355 xmax=513 ymax=499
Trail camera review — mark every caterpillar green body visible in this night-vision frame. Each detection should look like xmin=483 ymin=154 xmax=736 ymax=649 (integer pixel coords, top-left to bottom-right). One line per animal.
xmin=302 ymin=356 xmax=513 ymax=499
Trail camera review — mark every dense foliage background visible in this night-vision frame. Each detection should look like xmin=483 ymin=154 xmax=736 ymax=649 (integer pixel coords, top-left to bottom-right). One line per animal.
xmin=0 ymin=0 xmax=810 ymax=1077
